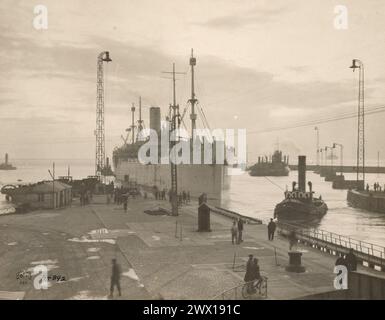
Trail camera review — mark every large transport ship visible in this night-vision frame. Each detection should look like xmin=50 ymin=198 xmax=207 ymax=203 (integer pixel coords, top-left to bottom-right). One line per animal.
xmin=113 ymin=52 xmax=230 ymax=202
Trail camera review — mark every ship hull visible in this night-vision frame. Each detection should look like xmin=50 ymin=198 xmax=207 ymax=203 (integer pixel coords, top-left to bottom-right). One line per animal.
xmin=114 ymin=159 xmax=230 ymax=202
xmin=274 ymin=199 xmax=328 ymax=220
xmin=249 ymin=166 xmax=289 ymax=176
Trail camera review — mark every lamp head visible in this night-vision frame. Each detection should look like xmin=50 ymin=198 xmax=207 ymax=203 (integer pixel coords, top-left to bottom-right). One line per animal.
xmin=350 ymin=59 xmax=359 ymax=71
xmin=103 ymin=51 xmax=112 ymax=62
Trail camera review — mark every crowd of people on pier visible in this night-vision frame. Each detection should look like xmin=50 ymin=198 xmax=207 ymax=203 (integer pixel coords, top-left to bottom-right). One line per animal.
xmin=154 ymin=188 xmax=191 ymax=207
xmin=100 ymin=185 xmax=193 ymax=213
xmin=366 ymin=182 xmax=385 ymax=193
xmin=230 ymin=217 xmax=277 ymax=245
xmin=79 ymin=190 xmax=93 ymax=206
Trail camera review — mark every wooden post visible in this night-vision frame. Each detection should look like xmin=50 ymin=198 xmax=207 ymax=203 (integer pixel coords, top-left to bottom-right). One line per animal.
xmin=274 ymin=247 xmax=278 ymax=266
xmin=232 ymin=252 xmax=236 ymax=271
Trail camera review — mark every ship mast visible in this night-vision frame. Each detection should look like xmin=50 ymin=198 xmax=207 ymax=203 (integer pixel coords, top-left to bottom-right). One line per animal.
xmin=131 ymin=102 xmax=136 ymax=144
xmin=162 ymin=63 xmax=185 ymax=217
xmin=189 ymin=49 xmax=197 ymax=140
xmin=137 ymin=96 xmax=144 ymax=139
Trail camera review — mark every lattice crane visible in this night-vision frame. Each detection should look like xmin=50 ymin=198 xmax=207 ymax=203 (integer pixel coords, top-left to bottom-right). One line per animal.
xmin=95 ymin=51 xmax=112 ymax=177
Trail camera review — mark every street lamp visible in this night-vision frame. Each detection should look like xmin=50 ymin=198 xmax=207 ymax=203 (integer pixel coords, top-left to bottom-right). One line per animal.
xmin=314 ymin=127 xmax=319 ymax=166
xmin=48 ymin=162 xmax=55 ymax=208
xmin=333 ymin=143 xmax=344 ymax=175
xmin=325 ymin=146 xmax=334 ymax=172
xmin=350 ymin=59 xmax=365 ymax=184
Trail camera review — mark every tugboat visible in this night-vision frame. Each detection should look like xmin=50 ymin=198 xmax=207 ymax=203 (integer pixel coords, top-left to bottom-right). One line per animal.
xmin=274 ymin=155 xmax=327 ymax=220
xmin=248 ymin=150 xmax=289 ymax=176
xmin=0 ymin=153 xmax=16 ymax=170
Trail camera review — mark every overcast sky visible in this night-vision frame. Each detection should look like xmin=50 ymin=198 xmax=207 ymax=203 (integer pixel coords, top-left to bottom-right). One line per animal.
xmin=0 ymin=0 xmax=385 ymax=165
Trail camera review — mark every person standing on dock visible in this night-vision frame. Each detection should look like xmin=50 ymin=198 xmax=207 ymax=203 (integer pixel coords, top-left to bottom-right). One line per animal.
xmin=345 ymin=249 xmax=357 ymax=272
xmin=182 ymin=191 xmax=187 ymax=204
xmin=268 ymin=218 xmax=277 ymax=241
xmin=231 ymin=220 xmax=238 ymax=245
xmin=237 ymin=218 xmax=244 ymax=243
xmin=109 ymin=258 xmax=122 ymax=298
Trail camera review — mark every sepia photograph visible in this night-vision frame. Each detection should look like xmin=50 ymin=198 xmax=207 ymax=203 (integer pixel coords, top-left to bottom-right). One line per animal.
xmin=1 ymin=0 xmax=385 ymax=309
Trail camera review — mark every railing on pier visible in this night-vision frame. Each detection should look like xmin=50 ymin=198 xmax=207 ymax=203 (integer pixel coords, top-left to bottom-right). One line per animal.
xmin=211 ymin=206 xmax=263 ymax=225
xmin=277 ymin=221 xmax=385 ymax=270
xmin=212 ymin=278 xmax=268 ymax=300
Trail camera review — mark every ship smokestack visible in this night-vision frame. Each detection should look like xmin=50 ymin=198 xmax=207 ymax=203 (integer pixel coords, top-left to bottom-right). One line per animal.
xmin=298 ymin=155 xmax=306 ymax=192
xmin=5 ymin=153 xmax=8 ymax=165
xmin=149 ymin=107 xmax=161 ymax=137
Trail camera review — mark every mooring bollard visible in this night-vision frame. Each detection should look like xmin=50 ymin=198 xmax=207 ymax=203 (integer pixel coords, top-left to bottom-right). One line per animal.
xmin=285 ymin=251 xmax=306 ymax=273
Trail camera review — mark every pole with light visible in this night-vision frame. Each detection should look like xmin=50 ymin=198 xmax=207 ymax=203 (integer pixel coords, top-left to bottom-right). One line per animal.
xmin=333 ymin=143 xmax=344 ymax=175
xmin=350 ymin=59 xmax=365 ymax=185
xmin=314 ymin=127 xmax=320 ymax=166
xmin=48 ymin=162 xmax=55 ymax=208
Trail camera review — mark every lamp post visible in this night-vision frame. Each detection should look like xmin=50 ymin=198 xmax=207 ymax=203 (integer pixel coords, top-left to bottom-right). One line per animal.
xmin=324 ymin=147 xmax=329 ymax=167
xmin=350 ymin=59 xmax=365 ymax=185
xmin=325 ymin=146 xmax=334 ymax=174
xmin=314 ymin=127 xmax=320 ymax=166
xmin=333 ymin=143 xmax=344 ymax=175
xmin=48 ymin=162 xmax=55 ymax=208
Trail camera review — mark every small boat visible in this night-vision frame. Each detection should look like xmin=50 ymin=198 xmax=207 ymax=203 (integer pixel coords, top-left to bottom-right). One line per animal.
xmin=274 ymin=155 xmax=327 ymax=220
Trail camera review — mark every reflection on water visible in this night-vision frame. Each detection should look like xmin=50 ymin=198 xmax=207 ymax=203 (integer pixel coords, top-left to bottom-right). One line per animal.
xmin=221 ymin=170 xmax=385 ymax=247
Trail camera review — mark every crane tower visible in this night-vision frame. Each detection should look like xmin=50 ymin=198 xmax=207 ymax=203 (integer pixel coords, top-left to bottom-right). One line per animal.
xmin=350 ymin=59 xmax=365 ymax=184
xmin=95 ymin=51 xmax=112 ymax=177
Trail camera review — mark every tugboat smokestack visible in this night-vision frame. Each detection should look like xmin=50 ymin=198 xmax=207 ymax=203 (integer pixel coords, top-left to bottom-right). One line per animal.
xmin=298 ymin=155 xmax=306 ymax=192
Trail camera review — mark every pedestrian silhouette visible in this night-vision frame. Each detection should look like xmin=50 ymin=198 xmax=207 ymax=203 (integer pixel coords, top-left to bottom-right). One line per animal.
xmin=110 ymin=258 xmax=121 ymax=298
xmin=267 ymin=218 xmax=276 ymax=241
xmin=231 ymin=220 xmax=238 ymax=245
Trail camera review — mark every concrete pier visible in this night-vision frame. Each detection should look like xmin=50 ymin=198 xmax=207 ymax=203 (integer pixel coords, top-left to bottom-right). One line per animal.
xmin=348 ymin=189 xmax=385 ymax=214
xmin=290 ymin=164 xmax=385 ymax=174
xmin=0 ymin=195 xmax=383 ymax=300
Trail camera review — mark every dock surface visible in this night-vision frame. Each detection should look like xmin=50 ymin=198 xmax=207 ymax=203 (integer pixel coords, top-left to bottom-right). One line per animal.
xmin=0 ymin=195 xmax=379 ymax=300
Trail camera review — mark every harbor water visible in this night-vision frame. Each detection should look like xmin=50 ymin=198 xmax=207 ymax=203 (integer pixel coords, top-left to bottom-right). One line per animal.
xmin=1 ymin=159 xmax=385 ymax=247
